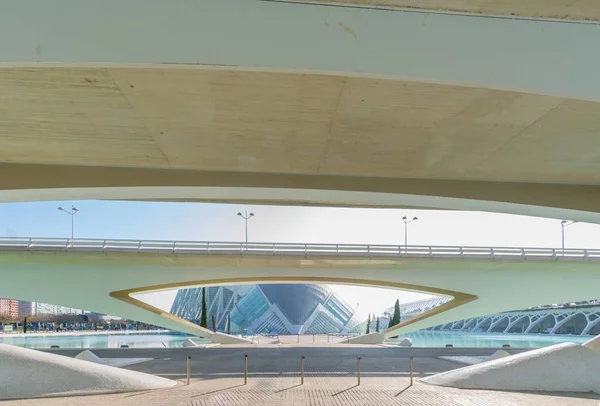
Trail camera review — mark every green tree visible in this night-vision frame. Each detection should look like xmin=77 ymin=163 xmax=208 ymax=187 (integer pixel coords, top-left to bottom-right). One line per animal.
xmin=375 ymin=316 xmax=380 ymax=333
xmin=211 ymin=314 xmax=217 ymax=332
xmin=366 ymin=313 xmax=371 ymax=334
xmin=227 ymin=313 xmax=231 ymax=335
xmin=389 ymin=299 xmax=401 ymax=328
xmin=200 ymin=287 xmax=208 ymax=328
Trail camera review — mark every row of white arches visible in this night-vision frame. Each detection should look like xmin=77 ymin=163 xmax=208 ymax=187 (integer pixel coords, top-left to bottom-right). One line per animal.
xmin=427 ymin=307 xmax=600 ymax=336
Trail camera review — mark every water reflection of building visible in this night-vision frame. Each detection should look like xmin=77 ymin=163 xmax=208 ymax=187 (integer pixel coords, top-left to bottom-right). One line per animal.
xmin=171 ymin=284 xmax=362 ymax=334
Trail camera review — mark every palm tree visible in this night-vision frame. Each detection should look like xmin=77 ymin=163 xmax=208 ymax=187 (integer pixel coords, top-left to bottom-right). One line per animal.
xmin=376 ymin=316 xmax=380 ymax=332
xmin=366 ymin=313 xmax=371 ymax=334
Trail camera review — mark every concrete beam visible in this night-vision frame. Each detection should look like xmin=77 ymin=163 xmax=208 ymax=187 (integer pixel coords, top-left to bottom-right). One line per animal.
xmin=294 ymin=0 xmax=600 ymax=21
xmin=2 ymin=163 xmax=600 ymax=224
xmin=2 ymin=1 xmax=600 ymax=100
xmin=1 ymin=251 xmax=600 ymax=339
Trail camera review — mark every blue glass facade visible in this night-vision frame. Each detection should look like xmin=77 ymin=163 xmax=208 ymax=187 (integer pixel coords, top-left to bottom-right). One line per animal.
xmin=230 ymin=286 xmax=270 ymax=329
xmin=170 ymin=284 xmax=359 ymax=334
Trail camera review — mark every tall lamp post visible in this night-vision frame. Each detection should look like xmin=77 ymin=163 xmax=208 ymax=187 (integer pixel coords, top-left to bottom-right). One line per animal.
xmin=561 ymin=220 xmax=578 ymax=256
xmin=237 ymin=210 xmax=254 ymax=246
xmin=402 ymin=215 xmax=418 ymax=253
xmin=57 ymin=205 xmax=79 ymax=241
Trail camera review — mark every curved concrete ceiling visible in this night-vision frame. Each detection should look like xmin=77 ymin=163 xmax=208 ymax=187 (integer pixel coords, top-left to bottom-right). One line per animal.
xmin=1 ymin=1 xmax=599 ymax=220
xmin=2 ymin=66 xmax=600 ymax=183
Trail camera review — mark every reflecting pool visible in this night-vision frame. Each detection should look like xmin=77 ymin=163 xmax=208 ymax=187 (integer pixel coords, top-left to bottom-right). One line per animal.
xmin=403 ymin=331 xmax=590 ymax=348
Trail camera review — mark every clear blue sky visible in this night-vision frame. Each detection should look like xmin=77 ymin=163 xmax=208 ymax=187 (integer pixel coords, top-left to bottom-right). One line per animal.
xmin=2 ymin=200 xmax=599 ymax=247
xmin=3 ymin=200 xmax=600 ymax=315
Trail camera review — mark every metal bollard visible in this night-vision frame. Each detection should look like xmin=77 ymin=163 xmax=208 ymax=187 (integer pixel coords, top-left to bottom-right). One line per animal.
xmin=244 ymin=354 xmax=248 ymax=385
xmin=187 ymin=356 xmax=191 ymax=386
xmin=301 ymin=355 xmax=305 ymax=385
xmin=357 ymin=356 xmax=361 ymax=386
xmin=410 ymin=356 xmax=413 ymax=385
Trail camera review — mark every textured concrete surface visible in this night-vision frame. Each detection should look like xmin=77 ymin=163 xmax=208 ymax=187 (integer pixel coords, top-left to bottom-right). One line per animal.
xmin=309 ymin=0 xmax=600 ymax=21
xmin=0 ymin=344 xmax=175 ymax=400
xmin=425 ymin=343 xmax=600 ymax=393
xmin=6 ymin=346 xmax=598 ymax=405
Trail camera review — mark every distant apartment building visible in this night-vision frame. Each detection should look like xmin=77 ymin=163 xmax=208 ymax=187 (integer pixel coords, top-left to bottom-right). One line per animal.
xmin=0 ymin=299 xmax=19 ymax=318
xmin=0 ymin=299 xmax=35 ymax=318
xmin=35 ymin=302 xmax=81 ymax=316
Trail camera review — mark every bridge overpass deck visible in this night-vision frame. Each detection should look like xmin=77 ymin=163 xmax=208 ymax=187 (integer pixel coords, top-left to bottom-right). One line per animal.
xmin=1 ymin=238 xmax=600 ymax=343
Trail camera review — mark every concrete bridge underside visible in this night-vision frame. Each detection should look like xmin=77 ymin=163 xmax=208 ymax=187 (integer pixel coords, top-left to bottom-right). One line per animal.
xmin=1 ymin=1 xmax=600 ymax=222
xmin=1 ymin=251 xmax=600 ymax=342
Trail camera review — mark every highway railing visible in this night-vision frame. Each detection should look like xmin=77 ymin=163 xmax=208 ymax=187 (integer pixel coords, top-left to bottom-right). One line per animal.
xmin=0 ymin=237 xmax=598 ymax=260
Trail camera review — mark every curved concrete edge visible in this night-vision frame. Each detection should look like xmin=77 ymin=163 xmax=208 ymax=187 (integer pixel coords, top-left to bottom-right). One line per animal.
xmin=583 ymin=334 xmax=600 ymax=353
xmin=0 ymin=344 xmax=176 ymax=400
xmin=210 ymin=332 xmax=252 ymax=345
xmin=424 ymin=342 xmax=600 ymax=393
xmin=74 ymin=350 xmax=105 ymax=364
xmin=438 ymin=349 xmax=510 ymax=366
xmin=183 ymin=338 xmax=199 ymax=347
xmin=346 ymin=333 xmax=385 ymax=344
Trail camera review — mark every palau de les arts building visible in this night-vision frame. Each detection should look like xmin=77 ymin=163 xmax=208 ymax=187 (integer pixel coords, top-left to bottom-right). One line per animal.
xmin=170 ymin=284 xmax=370 ymax=335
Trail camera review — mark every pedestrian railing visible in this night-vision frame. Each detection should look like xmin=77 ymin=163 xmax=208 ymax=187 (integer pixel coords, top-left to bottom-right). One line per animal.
xmin=0 ymin=237 xmax=598 ymax=260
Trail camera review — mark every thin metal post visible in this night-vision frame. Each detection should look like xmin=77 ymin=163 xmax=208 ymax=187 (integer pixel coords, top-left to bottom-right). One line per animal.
xmin=404 ymin=222 xmax=407 ymax=253
xmin=244 ymin=354 xmax=248 ymax=385
xmin=301 ymin=355 xmax=305 ymax=385
xmin=357 ymin=356 xmax=361 ymax=385
xmin=313 ymin=334 xmax=315 ymax=343
xmin=562 ymin=222 xmax=565 ymax=256
xmin=410 ymin=356 xmax=413 ymax=385
xmin=297 ymin=334 xmax=300 ymax=344
xmin=186 ymin=356 xmax=191 ymax=385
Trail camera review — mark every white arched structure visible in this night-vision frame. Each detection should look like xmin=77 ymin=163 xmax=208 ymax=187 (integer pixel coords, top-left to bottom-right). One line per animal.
xmin=425 ymin=306 xmax=600 ymax=336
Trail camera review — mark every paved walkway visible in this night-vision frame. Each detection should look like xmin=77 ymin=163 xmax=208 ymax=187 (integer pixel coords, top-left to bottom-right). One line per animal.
xmin=7 ymin=346 xmax=600 ymax=405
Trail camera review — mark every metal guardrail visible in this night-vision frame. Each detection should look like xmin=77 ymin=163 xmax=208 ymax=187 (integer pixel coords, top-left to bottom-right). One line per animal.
xmin=0 ymin=237 xmax=598 ymax=260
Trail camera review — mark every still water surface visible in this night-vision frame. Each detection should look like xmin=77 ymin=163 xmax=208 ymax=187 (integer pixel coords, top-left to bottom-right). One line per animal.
xmin=0 ymin=333 xmax=198 ymax=349
xmin=404 ymin=331 xmax=590 ymax=348
xmin=0 ymin=331 xmax=591 ymax=349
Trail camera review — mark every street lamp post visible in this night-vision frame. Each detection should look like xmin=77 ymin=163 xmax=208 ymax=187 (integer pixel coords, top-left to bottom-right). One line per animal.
xmin=57 ymin=205 xmax=79 ymax=241
xmin=402 ymin=215 xmax=418 ymax=253
xmin=561 ymin=220 xmax=578 ymax=256
xmin=237 ymin=210 xmax=255 ymax=246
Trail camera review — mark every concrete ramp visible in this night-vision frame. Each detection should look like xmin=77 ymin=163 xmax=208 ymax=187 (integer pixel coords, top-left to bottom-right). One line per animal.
xmin=0 ymin=344 xmax=176 ymax=400
xmin=425 ymin=342 xmax=600 ymax=393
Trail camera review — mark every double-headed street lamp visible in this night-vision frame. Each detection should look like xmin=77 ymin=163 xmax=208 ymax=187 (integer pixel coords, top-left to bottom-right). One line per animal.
xmin=561 ymin=220 xmax=578 ymax=256
xmin=237 ymin=210 xmax=254 ymax=246
xmin=402 ymin=215 xmax=418 ymax=253
xmin=57 ymin=205 xmax=79 ymax=241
